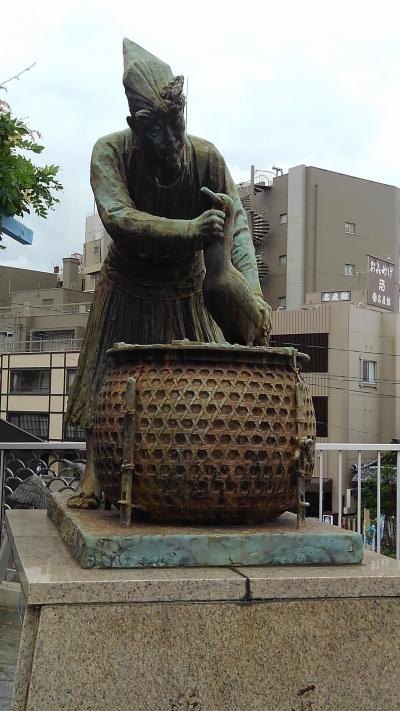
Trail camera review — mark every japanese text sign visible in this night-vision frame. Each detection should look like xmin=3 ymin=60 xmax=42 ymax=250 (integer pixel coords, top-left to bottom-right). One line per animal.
xmin=321 ymin=291 xmax=351 ymax=303
xmin=367 ymin=256 xmax=395 ymax=311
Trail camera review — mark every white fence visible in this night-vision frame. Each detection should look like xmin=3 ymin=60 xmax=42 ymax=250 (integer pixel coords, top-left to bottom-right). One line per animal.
xmin=316 ymin=443 xmax=400 ymax=558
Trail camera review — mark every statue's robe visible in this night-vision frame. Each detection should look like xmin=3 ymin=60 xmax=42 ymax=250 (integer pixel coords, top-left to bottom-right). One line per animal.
xmin=67 ymin=130 xmax=263 ymax=427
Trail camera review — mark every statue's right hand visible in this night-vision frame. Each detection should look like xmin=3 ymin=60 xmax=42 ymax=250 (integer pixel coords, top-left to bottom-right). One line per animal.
xmin=187 ymin=209 xmax=225 ymax=247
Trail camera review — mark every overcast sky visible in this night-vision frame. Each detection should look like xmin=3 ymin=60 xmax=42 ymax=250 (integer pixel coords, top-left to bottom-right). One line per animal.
xmin=1 ymin=0 xmax=400 ymax=271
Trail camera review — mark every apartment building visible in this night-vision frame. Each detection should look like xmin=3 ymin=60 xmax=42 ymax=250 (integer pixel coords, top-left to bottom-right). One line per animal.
xmin=0 ymin=256 xmax=92 ymax=441
xmin=238 ymin=165 xmax=400 ymax=312
xmin=271 ymin=298 xmax=400 ymax=515
xmin=0 ymin=349 xmax=82 ymax=441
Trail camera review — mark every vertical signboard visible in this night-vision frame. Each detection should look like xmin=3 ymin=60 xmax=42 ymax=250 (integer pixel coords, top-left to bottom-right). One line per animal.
xmin=367 ymin=256 xmax=395 ymax=311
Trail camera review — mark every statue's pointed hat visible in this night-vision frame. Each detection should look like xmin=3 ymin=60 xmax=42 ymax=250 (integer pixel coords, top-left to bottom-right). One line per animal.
xmin=123 ymin=38 xmax=182 ymax=112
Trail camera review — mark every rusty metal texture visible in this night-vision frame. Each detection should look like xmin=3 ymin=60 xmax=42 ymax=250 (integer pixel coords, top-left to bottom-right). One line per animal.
xmin=93 ymin=343 xmax=316 ymax=524
xmin=119 ymin=377 xmax=136 ymax=527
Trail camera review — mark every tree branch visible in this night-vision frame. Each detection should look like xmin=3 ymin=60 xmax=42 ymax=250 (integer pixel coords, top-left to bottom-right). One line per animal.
xmin=0 ymin=63 xmax=36 ymax=88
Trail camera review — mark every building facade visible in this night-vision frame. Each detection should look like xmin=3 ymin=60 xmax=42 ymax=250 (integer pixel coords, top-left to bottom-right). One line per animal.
xmin=272 ymin=299 xmax=400 ymax=516
xmin=82 ymin=214 xmax=111 ymax=291
xmin=0 ymin=256 xmax=92 ymax=441
xmin=238 ymin=165 xmax=400 ymax=312
xmin=0 ymin=349 xmax=82 ymax=441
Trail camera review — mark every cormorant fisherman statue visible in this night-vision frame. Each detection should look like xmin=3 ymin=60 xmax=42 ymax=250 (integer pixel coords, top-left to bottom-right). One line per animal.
xmin=66 ymin=38 xmax=272 ymax=509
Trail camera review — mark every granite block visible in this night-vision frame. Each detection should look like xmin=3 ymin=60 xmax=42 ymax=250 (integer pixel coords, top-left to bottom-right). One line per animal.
xmin=8 ymin=512 xmax=400 ymax=710
xmin=22 ymin=598 xmax=400 ymax=710
xmin=6 ymin=511 xmax=247 ymax=605
xmin=240 ymin=549 xmax=400 ymax=600
xmin=47 ymin=492 xmax=363 ymax=568
xmin=10 ymin=606 xmax=40 ymax=711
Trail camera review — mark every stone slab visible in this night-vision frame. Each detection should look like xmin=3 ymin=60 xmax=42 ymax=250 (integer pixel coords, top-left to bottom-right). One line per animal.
xmin=5 ymin=510 xmax=247 ymax=605
xmin=47 ymin=492 xmax=363 ymax=568
xmin=240 ymin=549 xmax=400 ymax=600
xmin=8 ymin=511 xmax=398 ymax=606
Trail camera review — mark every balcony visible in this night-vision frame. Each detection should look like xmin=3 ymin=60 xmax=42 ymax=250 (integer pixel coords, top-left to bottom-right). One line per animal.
xmin=0 ymin=338 xmax=83 ymax=353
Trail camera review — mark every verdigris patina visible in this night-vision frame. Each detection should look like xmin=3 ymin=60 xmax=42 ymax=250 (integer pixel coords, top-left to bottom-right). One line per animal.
xmin=66 ymin=38 xmax=272 ymax=509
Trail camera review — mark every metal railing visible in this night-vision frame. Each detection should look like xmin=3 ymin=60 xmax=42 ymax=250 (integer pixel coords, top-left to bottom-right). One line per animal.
xmin=0 ymin=442 xmax=86 ymax=538
xmin=0 ymin=302 xmax=92 ymax=316
xmin=0 ymin=338 xmax=83 ymax=353
xmin=316 ymin=443 xmax=400 ymax=559
xmin=237 ymin=169 xmax=275 ymax=190
xmin=2 ymin=440 xmax=400 ymax=562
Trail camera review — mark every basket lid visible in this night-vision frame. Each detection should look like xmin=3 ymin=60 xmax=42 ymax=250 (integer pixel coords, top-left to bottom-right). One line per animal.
xmin=107 ymin=340 xmax=310 ymax=367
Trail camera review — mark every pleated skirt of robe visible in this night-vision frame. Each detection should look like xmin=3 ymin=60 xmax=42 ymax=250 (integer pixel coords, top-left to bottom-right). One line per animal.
xmin=66 ymin=258 xmax=224 ymax=429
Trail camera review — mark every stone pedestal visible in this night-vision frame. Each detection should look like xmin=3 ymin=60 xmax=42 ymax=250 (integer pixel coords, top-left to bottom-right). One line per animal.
xmin=48 ymin=492 xmax=363 ymax=568
xmin=7 ymin=509 xmax=400 ymax=711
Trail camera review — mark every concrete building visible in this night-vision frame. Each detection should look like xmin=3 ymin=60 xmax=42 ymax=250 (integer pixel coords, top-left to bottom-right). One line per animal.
xmin=0 ymin=264 xmax=57 ymax=308
xmin=0 ymin=256 xmax=92 ymax=441
xmin=0 ymin=349 xmax=83 ymax=441
xmin=82 ymin=214 xmax=111 ymax=291
xmin=271 ymin=298 xmax=400 ymax=517
xmin=238 ymin=165 xmax=400 ymax=312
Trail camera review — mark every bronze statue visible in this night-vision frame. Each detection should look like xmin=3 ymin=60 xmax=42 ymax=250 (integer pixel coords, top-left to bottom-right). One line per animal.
xmin=66 ymin=39 xmax=272 ymax=508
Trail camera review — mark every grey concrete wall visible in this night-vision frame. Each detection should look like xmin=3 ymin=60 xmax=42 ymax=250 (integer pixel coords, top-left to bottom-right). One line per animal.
xmin=0 ymin=266 xmax=57 ymax=307
xmin=305 ymin=168 xmax=399 ymax=303
xmin=62 ymin=258 xmax=81 ymax=291
xmin=247 ymin=166 xmax=400 ymax=312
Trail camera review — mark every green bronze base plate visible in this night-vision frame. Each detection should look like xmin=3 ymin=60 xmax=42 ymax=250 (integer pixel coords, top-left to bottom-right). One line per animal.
xmin=48 ymin=493 xmax=363 ymax=569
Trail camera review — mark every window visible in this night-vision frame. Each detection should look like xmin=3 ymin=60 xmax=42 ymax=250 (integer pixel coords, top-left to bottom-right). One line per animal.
xmin=42 ymin=298 xmax=54 ymax=305
xmin=312 ymin=396 xmax=328 ymax=437
xmin=345 ymin=263 xmax=355 ymax=276
xmin=65 ymin=368 xmax=77 ymax=394
xmin=345 ymin=222 xmax=355 ymax=235
xmin=270 ymin=333 xmax=329 ymax=373
xmin=64 ymin=422 xmax=86 ymax=441
xmin=278 ymin=296 xmax=286 ymax=309
xmin=279 ymin=254 xmax=287 ymax=266
xmin=10 ymin=369 xmax=50 ymax=394
xmin=8 ymin=412 xmax=49 ymax=439
xmin=93 ymin=242 xmax=101 ymax=259
xmin=362 ymin=360 xmax=377 ymax=384
xmin=279 ymin=213 xmax=288 ymax=225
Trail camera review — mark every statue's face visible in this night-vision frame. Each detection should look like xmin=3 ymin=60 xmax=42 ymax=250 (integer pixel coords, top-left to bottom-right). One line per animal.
xmin=130 ymin=107 xmax=185 ymax=173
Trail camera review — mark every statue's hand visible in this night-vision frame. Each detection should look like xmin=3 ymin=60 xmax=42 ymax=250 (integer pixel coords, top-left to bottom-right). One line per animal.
xmin=187 ymin=208 xmax=225 ymax=247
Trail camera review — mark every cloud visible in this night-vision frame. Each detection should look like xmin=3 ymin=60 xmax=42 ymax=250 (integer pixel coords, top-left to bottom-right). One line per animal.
xmin=1 ymin=0 xmax=400 ymax=269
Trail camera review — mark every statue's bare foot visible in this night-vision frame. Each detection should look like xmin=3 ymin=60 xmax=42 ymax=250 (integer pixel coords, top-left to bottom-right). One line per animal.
xmin=67 ymin=491 xmax=100 ymax=509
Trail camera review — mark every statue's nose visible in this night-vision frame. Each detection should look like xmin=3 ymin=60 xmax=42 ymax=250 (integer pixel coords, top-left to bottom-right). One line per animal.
xmin=164 ymin=125 xmax=175 ymax=144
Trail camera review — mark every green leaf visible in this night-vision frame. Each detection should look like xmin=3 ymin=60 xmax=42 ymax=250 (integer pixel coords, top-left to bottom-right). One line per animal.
xmin=0 ymin=105 xmax=63 ymax=236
